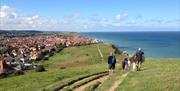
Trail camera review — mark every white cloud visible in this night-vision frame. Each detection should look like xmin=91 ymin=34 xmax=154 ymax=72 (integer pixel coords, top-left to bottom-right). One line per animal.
xmin=101 ymin=17 xmax=106 ymax=21
xmin=0 ymin=5 xmax=80 ymax=31
xmin=1 ymin=5 xmax=10 ymax=10
xmin=0 ymin=5 xmax=17 ymax=19
xmin=115 ymin=13 xmax=128 ymax=22
xmin=0 ymin=5 xmax=179 ymax=31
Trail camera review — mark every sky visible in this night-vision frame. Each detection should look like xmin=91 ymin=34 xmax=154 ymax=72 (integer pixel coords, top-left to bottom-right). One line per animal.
xmin=0 ymin=0 xmax=180 ymax=32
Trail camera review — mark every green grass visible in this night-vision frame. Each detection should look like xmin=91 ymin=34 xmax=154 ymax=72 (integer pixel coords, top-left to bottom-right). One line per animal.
xmin=0 ymin=43 xmax=180 ymax=91
xmin=116 ymin=58 xmax=180 ymax=91
xmin=96 ymin=71 xmax=124 ymax=91
xmin=94 ymin=59 xmax=180 ymax=91
xmin=38 ymin=43 xmax=113 ymax=69
xmin=0 ymin=65 xmax=105 ymax=91
xmin=0 ymin=43 xmax=115 ymax=91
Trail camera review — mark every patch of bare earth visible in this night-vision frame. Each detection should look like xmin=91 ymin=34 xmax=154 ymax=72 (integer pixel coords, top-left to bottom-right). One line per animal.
xmin=107 ymin=72 xmax=129 ymax=91
xmin=73 ymin=75 xmax=109 ymax=91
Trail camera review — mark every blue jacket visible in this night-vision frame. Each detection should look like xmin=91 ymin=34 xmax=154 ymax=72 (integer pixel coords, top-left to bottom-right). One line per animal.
xmin=108 ymin=56 xmax=116 ymax=64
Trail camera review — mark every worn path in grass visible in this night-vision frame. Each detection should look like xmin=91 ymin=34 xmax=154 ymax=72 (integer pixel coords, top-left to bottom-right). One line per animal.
xmin=97 ymin=45 xmax=104 ymax=63
xmin=57 ymin=72 xmax=108 ymax=91
xmin=107 ymin=72 xmax=129 ymax=91
xmin=59 ymin=45 xmax=111 ymax=91
xmin=73 ymin=75 xmax=109 ymax=91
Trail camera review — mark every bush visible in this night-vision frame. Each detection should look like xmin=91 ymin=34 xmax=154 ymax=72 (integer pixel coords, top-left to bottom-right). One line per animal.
xmin=56 ymin=48 xmax=63 ymax=53
xmin=50 ymin=48 xmax=56 ymax=52
xmin=42 ymin=50 xmax=49 ymax=55
xmin=49 ymin=52 xmax=54 ymax=57
xmin=0 ymin=47 xmax=8 ymax=54
xmin=35 ymin=54 xmax=44 ymax=61
xmin=112 ymin=44 xmax=122 ymax=54
xmin=56 ymin=44 xmax=65 ymax=52
xmin=43 ymin=55 xmax=49 ymax=60
xmin=13 ymin=70 xmax=24 ymax=76
xmin=35 ymin=65 xmax=45 ymax=72
xmin=0 ymin=73 xmax=8 ymax=78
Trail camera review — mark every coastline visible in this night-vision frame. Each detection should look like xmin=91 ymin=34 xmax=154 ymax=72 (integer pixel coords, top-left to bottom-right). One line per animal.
xmin=81 ymin=32 xmax=180 ymax=58
xmin=0 ymin=41 xmax=180 ymax=91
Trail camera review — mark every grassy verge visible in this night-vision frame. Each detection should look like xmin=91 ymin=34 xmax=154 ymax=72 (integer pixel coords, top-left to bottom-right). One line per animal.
xmin=116 ymin=59 xmax=180 ymax=91
xmin=0 ymin=43 xmax=115 ymax=91
xmin=95 ymin=71 xmax=124 ymax=91
xmin=0 ymin=43 xmax=179 ymax=91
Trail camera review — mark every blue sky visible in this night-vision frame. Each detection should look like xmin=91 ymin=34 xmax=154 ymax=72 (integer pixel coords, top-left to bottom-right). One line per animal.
xmin=0 ymin=0 xmax=180 ymax=31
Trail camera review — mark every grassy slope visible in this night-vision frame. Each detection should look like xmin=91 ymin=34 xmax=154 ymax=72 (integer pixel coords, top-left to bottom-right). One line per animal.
xmin=0 ymin=43 xmax=179 ymax=91
xmin=96 ymin=71 xmax=124 ymax=91
xmin=116 ymin=58 xmax=180 ymax=91
xmin=0 ymin=43 xmax=114 ymax=91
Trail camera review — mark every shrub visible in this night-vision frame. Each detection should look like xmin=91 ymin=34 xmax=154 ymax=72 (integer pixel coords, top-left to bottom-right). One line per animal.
xmin=13 ymin=70 xmax=24 ymax=76
xmin=49 ymin=52 xmax=54 ymax=57
xmin=35 ymin=65 xmax=45 ymax=72
xmin=50 ymin=48 xmax=56 ymax=52
xmin=0 ymin=72 xmax=8 ymax=78
xmin=35 ymin=54 xmax=44 ymax=61
xmin=43 ymin=55 xmax=49 ymax=60
xmin=112 ymin=44 xmax=122 ymax=54
xmin=42 ymin=50 xmax=49 ymax=55
xmin=56 ymin=44 xmax=65 ymax=53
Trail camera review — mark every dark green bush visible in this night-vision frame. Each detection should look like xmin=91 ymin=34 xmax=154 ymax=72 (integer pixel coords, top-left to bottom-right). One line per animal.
xmin=35 ymin=65 xmax=45 ymax=72
xmin=13 ymin=70 xmax=24 ymax=76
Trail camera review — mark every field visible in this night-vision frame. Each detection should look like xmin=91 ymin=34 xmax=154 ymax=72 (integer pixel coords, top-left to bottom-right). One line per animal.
xmin=0 ymin=43 xmax=179 ymax=91
xmin=0 ymin=43 xmax=115 ymax=91
xmin=116 ymin=59 xmax=180 ymax=91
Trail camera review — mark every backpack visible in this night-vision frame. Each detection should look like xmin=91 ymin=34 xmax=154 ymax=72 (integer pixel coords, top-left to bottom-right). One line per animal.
xmin=111 ymin=56 xmax=115 ymax=64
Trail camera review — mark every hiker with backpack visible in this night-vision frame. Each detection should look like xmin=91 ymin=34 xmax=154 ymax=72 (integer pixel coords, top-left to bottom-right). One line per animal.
xmin=108 ymin=52 xmax=116 ymax=73
xmin=135 ymin=48 xmax=144 ymax=71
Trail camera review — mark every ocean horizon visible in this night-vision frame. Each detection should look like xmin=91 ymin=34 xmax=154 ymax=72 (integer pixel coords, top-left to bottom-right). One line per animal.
xmin=82 ymin=31 xmax=180 ymax=58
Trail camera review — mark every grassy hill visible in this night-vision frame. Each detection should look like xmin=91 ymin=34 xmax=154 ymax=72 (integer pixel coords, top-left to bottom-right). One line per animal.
xmin=0 ymin=43 xmax=116 ymax=91
xmin=116 ymin=59 xmax=180 ymax=91
xmin=0 ymin=43 xmax=179 ymax=91
xmin=96 ymin=58 xmax=180 ymax=91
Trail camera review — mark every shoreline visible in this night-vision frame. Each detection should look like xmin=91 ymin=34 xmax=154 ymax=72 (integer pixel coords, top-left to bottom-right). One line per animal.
xmin=81 ymin=32 xmax=180 ymax=58
xmin=0 ymin=42 xmax=179 ymax=91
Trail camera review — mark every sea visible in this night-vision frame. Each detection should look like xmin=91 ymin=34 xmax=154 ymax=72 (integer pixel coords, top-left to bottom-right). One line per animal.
xmin=82 ymin=31 xmax=180 ymax=58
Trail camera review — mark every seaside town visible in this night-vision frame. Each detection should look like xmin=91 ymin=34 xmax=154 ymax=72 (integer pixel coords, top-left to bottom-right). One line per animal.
xmin=0 ymin=30 xmax=99 ymax=76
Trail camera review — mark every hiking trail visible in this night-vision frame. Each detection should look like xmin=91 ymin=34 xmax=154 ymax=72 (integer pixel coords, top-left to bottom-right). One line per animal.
xmin=97 ymin=45 xmax=103 ymax=61
xmin=57 ymin=71 xmax=109 ymax=91
xmin=107 ymin=72 xmax=129 ymax=91
xmin=73 ymin=75 xmax=109 ymax=91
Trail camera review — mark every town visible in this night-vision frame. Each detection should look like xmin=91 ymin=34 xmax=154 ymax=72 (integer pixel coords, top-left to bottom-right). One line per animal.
xmin=0 ymin=30 xmax=99 ymax=77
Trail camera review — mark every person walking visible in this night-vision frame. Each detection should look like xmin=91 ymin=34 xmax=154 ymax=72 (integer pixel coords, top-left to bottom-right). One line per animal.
xmin=127 ymin=58 xmax=131 ymax=70
xmin=122 ymin=51 xmax=131 ymax=71
xmin=121 ymin=58 xmax=128 ymax=71
xmin=108 ymin=52 xmax=116 ymax=73
xmin=135 ymin=48 xmax=144 ymax=71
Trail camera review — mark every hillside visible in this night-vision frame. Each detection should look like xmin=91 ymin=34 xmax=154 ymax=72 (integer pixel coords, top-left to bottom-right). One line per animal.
xmin=0 ymin=43 xmax=179 ymax=91
xmin=0 ymin=43 xmax=116 ymax=91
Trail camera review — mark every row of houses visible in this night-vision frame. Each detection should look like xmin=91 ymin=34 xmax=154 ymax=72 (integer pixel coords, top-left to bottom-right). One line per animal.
xmin=0 ymin=33 xmax=99 ymax=75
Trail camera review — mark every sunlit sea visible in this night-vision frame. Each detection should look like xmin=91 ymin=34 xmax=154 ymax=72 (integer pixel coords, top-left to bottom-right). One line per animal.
xmin=82 ymin=31 xmax=180 ymax=58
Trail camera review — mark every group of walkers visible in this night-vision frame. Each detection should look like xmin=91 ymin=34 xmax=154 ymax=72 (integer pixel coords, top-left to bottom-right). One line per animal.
xmin=108 ymin=48 xmax=144 ymax=73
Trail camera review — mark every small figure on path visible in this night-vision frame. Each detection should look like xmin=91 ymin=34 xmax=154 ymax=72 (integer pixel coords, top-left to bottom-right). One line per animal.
xmin=121 ymin=58 xmax=127 ymax=71
xmin=108 ymin=52 xmax=116 ymax=73
xmin=135 ymin=48 xmax=144 ymax=71
xmin=127 ymin=58 xmax=131 ymax=70
xmin=121 ymin=51 xmax=131 ymax=71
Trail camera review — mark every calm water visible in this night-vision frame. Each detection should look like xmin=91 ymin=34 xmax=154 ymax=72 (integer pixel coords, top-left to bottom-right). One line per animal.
xmin=82 ymin=31 xmax=180 ymax=58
